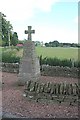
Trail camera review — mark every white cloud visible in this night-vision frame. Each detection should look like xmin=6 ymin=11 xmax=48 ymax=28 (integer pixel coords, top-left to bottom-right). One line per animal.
xmin=0 ymin=0 xmax=34 ymax=22
xmin=35 ymin=0 xmax=59 ymax=12
xmin=0 ymin=0 xmax=60 ymax=40
xmin=0 ymin=0 xmax=60 ymax=37
xmin=0 ymin=0 xmax=78 ymax=43
xmin=0 ymin=0 xmax=58 ymax=22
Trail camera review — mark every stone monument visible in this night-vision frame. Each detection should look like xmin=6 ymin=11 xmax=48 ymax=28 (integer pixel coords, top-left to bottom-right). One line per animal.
xmin=18 ymin=26 xmax=40 ymax=85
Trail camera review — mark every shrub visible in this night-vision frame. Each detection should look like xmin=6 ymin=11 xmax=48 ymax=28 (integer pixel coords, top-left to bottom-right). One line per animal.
xmin=61 ymin=59 xmax=72 ymax=67
xmin=2 ymin=50 xmax=20 ymax=63
xmin=74 ymin=61 xmax=80 ymax=68
xmin=46 ymin=57 xmax=61 ymax=66
xmin=10 ymin=46 xmax=22 ymax=51
xmin=39 ymin=55 xmax=79 ymax=68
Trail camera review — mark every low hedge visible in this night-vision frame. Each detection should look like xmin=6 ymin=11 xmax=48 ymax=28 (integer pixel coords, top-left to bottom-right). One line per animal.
xmin=1 ymin=50 xmax=80 ymax=68
xmin=39 ymin=55 xmax=80 ymax=68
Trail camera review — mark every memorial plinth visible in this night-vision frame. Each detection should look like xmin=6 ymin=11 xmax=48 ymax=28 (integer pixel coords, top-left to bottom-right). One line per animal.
xmin=18 ymin=40 xmax=40 ymax=85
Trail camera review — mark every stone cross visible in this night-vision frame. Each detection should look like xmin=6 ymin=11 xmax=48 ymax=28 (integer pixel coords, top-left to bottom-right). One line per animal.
xmin=25 ymin=26 xmax=35 ymax=40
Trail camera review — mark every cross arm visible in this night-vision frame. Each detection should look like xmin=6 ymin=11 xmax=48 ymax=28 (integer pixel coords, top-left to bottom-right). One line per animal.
xmin=25 ymin=30 xmax=28 ymax=34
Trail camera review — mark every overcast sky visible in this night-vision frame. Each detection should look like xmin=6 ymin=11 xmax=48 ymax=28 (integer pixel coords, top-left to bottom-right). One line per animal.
xmin=0 ymin=0 xmax=78 ymax=43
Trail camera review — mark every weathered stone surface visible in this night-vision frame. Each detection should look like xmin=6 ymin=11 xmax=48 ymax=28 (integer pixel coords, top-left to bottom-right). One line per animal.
xmin=25 ymin=26 xmax=35 ymax=41
xmin=1 ymin=62 xmax=79 ymax=78
xmin=18 ymin=40 xmax=40 ymax=85
xmin=24 ymin=81 xmax=79 ymax=104
xmin=2 ymin=112 xmax=19 ymax=118
xmin=41 ymin=65 xmax=79 ymax=78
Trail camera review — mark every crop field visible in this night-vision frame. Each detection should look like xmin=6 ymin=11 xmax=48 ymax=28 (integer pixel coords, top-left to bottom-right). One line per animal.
xmin=36 ymin=47 xmax=79 ymax=61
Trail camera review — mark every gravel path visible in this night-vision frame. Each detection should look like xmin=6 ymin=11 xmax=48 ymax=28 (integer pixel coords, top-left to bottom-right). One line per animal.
xmin=1 ymin=72 xmax=79 ymax=118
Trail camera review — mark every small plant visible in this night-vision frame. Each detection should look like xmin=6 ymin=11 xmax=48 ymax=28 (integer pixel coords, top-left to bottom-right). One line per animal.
xmin=74 ymin=61 xmax=80 ymax=68
xmin=2 ymin=50 xmax=20 ymax=63
xmin=39 ymin=55 xmax=79 ymax=68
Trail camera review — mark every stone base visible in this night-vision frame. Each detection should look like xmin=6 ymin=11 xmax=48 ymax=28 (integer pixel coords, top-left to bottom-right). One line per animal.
xmin=18 ymin=73 xmax=40 ymax=86
xmin=18 ymin=40 xmax=40 ymax=85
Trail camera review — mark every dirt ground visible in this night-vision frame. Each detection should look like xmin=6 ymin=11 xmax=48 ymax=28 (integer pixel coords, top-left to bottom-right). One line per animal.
xmin=1 ymin=72 xmax=79 ymax=118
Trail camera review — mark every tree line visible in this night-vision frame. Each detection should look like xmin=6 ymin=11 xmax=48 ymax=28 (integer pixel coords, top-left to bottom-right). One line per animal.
xmin=0 ymin=12 xmax=18 ymax=46
xmin=45 ymin=40 xmax=80 ymax=48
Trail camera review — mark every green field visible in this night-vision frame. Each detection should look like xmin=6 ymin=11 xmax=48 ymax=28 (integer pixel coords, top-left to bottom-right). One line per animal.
xmin=0 ymin=47 xmax=2 ymax=51
xmin=35 ymin=47 xmax=79 ymax=61
xmin=1 ymin=46 xmax=79 ymax=61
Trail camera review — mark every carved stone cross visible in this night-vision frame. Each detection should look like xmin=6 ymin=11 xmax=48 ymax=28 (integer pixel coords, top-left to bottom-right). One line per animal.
xmin=25 ymin=26 xmax=35 ymax=40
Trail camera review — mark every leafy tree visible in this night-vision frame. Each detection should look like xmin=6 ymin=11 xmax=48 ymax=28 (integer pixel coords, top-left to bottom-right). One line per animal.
xmin=52 ymin=40 xmax=59 ymax=47
xmin=2 ymin=15 xmax=12 ymax=45
xmin=45 ymin=43 xmax=50 ymax=47
xmin=0 ymin=12 xmax=2 ymax=41
xmin=0 ymin=12 xmax=13 ymax=46
xmin=0 ymin=12 xmax=19 ymax=46
xmin=45 ymin=40 xmax=79 ymax=48
xmin=35 ymin=41 xmax=41 ymax=46
xmin=11 ymin=32 xmax=18 ymax=46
